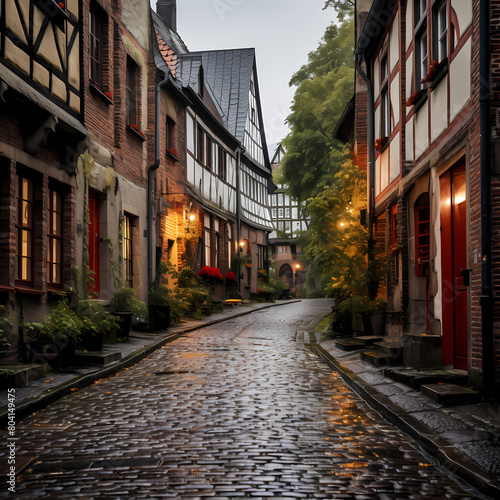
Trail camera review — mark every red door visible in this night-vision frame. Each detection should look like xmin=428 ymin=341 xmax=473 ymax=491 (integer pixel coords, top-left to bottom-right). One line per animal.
xmin=440 ymin=162 xmax=468 ymax=370
xmin=88 ymin=190 xmax=100 ymax=296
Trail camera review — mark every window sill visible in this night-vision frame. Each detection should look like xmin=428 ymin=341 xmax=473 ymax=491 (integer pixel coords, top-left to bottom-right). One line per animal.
xmin=429 ymin=65 xmax=448 ymax=90
xmin=90 ymin=82 xmax=114 ymax=105
xmin=15 ymin=286 xmax=44 ymax=296
xmin=166 ymin=150 xmax=179 ymax=161
xmin=35 ymin=0 xmax=70 ymax=28
xmin=127 ymin=124 xmax=146 ymax=141
xmin=0 ymin=285 xmax=15 ymax=294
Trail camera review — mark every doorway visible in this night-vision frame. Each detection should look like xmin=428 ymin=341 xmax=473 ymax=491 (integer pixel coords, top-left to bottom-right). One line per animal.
xmin=88 ymin=190 xmax=100 ymax=296
xmin=440 ymin=161 xmax=468 ymax=370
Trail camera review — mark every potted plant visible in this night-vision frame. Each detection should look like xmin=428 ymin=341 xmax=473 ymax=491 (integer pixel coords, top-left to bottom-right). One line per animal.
xmin=111 ymin=286 xmax=148 ymax=340
xmin=76 ymin=300 xmax=119 ymax=351
xmin=24 ymin=298 xmax=83 ymax=368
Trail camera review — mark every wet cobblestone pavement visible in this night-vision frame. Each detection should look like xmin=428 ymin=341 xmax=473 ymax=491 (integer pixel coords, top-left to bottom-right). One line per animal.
xmin=1 ymin=300 xmax=475 ymax=498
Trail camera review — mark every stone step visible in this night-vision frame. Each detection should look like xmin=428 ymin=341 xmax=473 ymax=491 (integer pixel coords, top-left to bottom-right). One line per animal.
xmin=335 ymin=339 xmax=365 ymax=351
xmin=373 ymin=341 xmax=404 ymax=363
xmin=384 ymin=366 xmax=469 ymax=390
xmin=420 ymin=383 xmax=481 ymax=405
xmin=355 ymin=335 xmax=385 ymax=346
xmin=361 ymin=350 xmax=397 ymax=368
xmin=74 ymin=350 xmax=122 ymax=366
xmin=0 ymin=362 xmax=45 ymax=388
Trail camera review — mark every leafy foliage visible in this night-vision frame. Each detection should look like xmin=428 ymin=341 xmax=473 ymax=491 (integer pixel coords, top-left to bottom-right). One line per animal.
xmin=323 ymin=0 xmax=354 ymax=22
xmin=278 ymin=15 xmax=355 ymax=203
xmin=111 ymin=286 xmax=148 ymax=318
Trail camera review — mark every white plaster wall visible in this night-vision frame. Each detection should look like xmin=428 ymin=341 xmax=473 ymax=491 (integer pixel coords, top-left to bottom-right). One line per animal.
xmin=390 ymin=12 xmax=399 ymax=72
xmin=406 ymin=52 xmax=414 ymax=98
xmin=406 ymin=116 xmax=414 ymax=162
xmin=430 ymin=74 xmax=448 ymax=143
xmin=451 ymin=0 xmax=473 ymax=38
xmin=375 ymin=157 xmax=381 ymax=195
xmin=374 ymin=55 xmax=380 ymax=98
xmin=406 ymin=0 xmax=413 ymax=50
xmin=415 ymin=101 xmax=429 ymax=159
xmin=381 ymin=148 xmax=389 ymax=192
xmin=391 ymin=76 xmax=400 ymax=128
xmin=390 ymin=132 xmax=400 ymax=183
xmin=431 ymin=168 xmax=442 ymax=323
xmin=375 ymin=106 xmax=380 ymax=143
xmin=450 ymin=37 xmax=471 ymax=122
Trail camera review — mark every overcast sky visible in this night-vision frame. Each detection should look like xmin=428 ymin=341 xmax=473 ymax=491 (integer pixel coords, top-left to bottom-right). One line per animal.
xmin=149 ymin=0 xmax=337 ymax=147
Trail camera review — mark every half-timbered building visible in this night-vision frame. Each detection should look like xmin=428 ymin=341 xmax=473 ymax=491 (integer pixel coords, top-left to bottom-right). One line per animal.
xmin=153 ymin=2 xmax=274 ymax=300
xmin=354 ymin=0 xmax=500 ymax=392
xmin=0 ymin=0 xmax=87 ymax=353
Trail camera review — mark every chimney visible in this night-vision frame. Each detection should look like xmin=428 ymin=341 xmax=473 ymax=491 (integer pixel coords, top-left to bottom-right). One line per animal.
xmin=157 ymin=0 xmax=177 ymax=31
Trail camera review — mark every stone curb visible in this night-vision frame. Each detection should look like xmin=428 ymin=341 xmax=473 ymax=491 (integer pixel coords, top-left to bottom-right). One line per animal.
xmin=311 ymin=342 xmax=500 ymax=500
xmin=0 ymin=300 xmax=300 ymax=428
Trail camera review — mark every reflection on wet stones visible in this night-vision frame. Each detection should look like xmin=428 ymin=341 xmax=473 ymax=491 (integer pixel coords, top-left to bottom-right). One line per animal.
xmin=10 ymin=300 xmax=474 ymax=498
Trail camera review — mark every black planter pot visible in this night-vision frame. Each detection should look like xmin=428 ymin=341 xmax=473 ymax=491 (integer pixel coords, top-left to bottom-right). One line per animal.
xmin=149 ymin=305 xmax=171 ymax=331
xmin=115 ymin=312 xmax=133 ymax=340
xmin=27 ymin=335 xmax=76 ymax=369
xmin=78 ymin=330 xmax=104 ymax=351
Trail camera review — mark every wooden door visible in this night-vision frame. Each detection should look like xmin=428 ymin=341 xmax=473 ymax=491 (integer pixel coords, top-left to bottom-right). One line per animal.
xmin=88 ymin=190 xmax=100 ymax=295
xmin=440 ymin=162 xmax=468 ymax=370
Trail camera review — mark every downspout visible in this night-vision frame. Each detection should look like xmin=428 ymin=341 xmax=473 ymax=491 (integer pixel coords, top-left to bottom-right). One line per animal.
xmin=479 ymin=0 xmax=494 ymax=395
xmin=148 ymin=71 xmax=170 ymax=284
xmin=235 ymin=147 xmax=242 ymax=293
xmin=356 ymin=53 xmax=376 ymax=300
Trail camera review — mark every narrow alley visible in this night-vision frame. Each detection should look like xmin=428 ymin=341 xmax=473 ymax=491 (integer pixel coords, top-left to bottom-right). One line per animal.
xmin=2 ymin=300 xmax=474 ymax=498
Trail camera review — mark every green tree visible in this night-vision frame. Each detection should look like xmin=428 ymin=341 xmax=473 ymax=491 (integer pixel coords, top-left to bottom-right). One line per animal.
xmin=323 ymin=0 xmax=354 ymax=22
xmin=279 ymin=14 xmax=355 ymax=202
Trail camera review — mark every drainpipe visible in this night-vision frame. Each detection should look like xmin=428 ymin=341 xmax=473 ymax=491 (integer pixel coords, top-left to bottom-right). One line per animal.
xmin=235 ymin=147 xmax=242 ymax=293
xmin=356 ymin=54 xmax=376 ymax=300
xmin=148 ymin=71 xmax=170 ymax=284
xmin=479 ymin=0 xmax=494 ymax=395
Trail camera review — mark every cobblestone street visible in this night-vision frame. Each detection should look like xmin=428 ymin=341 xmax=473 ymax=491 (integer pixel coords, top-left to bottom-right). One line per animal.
xmin=2 ymin=300 xmax=474 ymax=498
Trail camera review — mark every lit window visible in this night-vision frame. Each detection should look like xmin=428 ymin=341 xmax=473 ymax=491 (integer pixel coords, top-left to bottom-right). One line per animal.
xmin=16 ymin=177 xmax=33 ymax=282
xmin=123 ymin=215 xmax=133 ymax=288
xmin=48 ymin=190 xmax=63 ymax=286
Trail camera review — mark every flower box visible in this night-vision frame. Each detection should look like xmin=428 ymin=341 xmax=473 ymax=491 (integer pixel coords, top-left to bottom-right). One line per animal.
xmin=406 ymin=89 xmax=426 ymax=108
xmin=421 ymin=59 xmax=447 ymax=86
xmin=375 ymin=136 xmax=388 ymax=152
xmin=225 ymin=271 xmax=237 ymax=283
xmin=128 ymin=124 xmax=146 ymax=141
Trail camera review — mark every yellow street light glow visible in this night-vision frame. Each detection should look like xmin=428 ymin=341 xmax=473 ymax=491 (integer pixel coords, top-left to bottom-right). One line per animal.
xmin=189 ymin=214 xmax=196 ymax=221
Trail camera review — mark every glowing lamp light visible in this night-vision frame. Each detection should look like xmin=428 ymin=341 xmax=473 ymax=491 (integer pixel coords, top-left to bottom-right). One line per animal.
xmin=189 ymin=214 xmax=196 ymax=221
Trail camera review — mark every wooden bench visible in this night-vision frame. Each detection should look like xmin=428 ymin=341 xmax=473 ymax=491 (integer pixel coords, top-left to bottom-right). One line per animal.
xmin=224 ymin=299 xmax=242 ymax=307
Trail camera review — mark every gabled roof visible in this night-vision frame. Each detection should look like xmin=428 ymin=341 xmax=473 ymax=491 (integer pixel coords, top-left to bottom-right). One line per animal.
xmin=196 ymin=48 xmax=256 ymax=144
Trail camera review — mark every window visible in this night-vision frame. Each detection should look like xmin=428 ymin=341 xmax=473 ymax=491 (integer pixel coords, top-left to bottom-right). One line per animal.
xmin=166 ymin=116 xmax=176 ymax=154
xmin=47 ymin=190 xmax=62 ymax=286
xmin=16 ymin=177 xmax=33 ymax=283
xmin=218 ymin=146 xmax=226 ymax=181
xmin=414 ymin=1 xmax=428 ymax=90
xmin=89 ymin=8 xmax=102 ymax=86
xmin=126 ymin=57 xmax=139 ymax=126
xmin=415 ymin=204 xmax=430 ymax=277
xmin=204 ymin=214 xmax=211 ymax=266
xmin=197 ymin=126 xmax=204 ymax=163
xmin=123 ymin=215 xmax=133 ymax=288
xmin=433 ymin=1 xmax=447 ymax=62
xmin=381 ymin=55 xmax=390 ymax=138
xmin=206 ymin=136 xmax=212 ymax=170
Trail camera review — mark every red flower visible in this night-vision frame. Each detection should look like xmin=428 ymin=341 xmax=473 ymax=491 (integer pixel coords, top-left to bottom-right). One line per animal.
xmin=198 ymin=266 xmax=223 ymax=281
xmin=421 ymin=60 xmax=446 ymax=84
xmin=406 ymin=89 xmax=425 ymax=107
xmin=225 ymin=271 xmax=236 ymax=282
xmin=167 ymin=148 xmax=179 ymax=157
xmin=375 ymin=136 xmax=388 ymax=151
xmin=104 ymin=91 xmax=112 ymax=100
xmin=129 ymin=124 xmax=145 ymax=138
xmin=58 ymin=2 xmax=65 ymax=9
